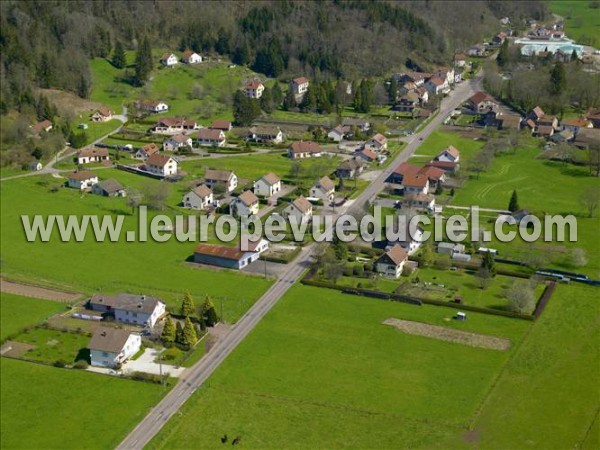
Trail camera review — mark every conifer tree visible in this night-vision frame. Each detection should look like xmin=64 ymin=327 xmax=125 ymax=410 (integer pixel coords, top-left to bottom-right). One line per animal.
xmin=175 ymin=321 xmax=184 ymax=345
xmin=134 ymin=36 xmax=153 ymax=85
xmin=161 ymin=316 xmax=176 ymax=343
xmin=182 ymin=316 xmax=198 ymax=347
xmin=508 ymin=190 xmax=519 ymax=212
xmin=112 ymin=41 xmax=126 ymax=69
xmin=180 ymin=291 xmax=195 ymax=317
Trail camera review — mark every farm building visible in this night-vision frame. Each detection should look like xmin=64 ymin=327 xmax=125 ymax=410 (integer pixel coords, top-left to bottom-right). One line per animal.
xmin=193 ymin=240 xmax=269 ymax=270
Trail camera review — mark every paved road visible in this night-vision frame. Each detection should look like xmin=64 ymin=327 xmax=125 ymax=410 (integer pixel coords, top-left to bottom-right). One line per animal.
xmin=116 ymin=75 xmax=482 ymax=450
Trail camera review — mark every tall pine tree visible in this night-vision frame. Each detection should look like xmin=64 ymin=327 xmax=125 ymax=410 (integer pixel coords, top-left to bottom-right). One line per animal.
xmin=134 ymin=37 xmax=153 ymax=86
xmin=181 ymin=317 xmax=198 ymax=348
xmin=508 ymin=190 xmax=519 ymax=212
xmin=112 ymin=41 xmax=126 ymax=69
xmin=549 ymin=61 xmax=566 ymax=95
xmin=161 ymin=316 xmax=176 ymax=343
xmin=180 ymin=291 xmax=195 ymax=317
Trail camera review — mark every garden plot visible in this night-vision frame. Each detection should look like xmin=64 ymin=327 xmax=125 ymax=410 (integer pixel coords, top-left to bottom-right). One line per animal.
xmin=383 ymin=318 xmax=511 ymax=351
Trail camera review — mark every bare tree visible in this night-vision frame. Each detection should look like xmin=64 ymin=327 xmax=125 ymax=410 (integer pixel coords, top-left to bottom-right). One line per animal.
xmin=140 ymin=181 xmax=170 ymax=210
xmin=580 ymin=186 xmax=600 ymax=217
xmin=127 ymin=188 xmax=143 ymax=215
xmin=570 ymin=248 xmax=588 ymax=267
xmin=505 ymin=281 xmax=536 ymax=314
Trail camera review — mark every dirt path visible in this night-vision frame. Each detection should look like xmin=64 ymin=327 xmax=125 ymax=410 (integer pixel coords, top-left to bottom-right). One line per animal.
xmin=0 ymin=278 xmax=81 ymax=302
xmin=383 ymin=318 xmax=511 ymax=351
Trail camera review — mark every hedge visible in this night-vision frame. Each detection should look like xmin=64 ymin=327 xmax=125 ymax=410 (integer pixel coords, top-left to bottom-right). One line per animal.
xmin=533 ymin=281 xmax=556 ymax=318
xmin=260 ymin=246 xmax=302 ymax=264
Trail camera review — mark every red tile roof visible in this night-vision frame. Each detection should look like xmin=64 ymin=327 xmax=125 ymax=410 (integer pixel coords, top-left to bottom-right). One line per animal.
xmin=68 ymin=170 xmax=97 ymax=181
xmin=210 ymin=120 xmax=232 ymax=130
xmin=146 ymin=154 xmax=173 ymax=167
xmin=393 ymin=162 xmax=420 ymax=176
xmin=402 ymin=173 xmax=428 ymax=188
xmin=194 ymin=244 xmax=245 ymax=261
xmin=289 ymin=141 xmax=321 ymax=154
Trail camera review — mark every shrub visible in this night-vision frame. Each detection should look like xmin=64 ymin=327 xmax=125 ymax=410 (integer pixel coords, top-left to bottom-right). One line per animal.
xmin=344 ymin=266 xmax=353 ymax=277
xmin=53 ymin=359 xmax=68 ymax=368
xmin=73 ymin=360 xmax=89 ymax=369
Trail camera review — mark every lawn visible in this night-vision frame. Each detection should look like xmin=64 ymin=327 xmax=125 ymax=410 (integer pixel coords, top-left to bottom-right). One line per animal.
xmin=0 ymin=293 xmax=67 ymax=340
xmin=149 ymin=284 xmax=530 ymax=449
xmin=550 ymin=1 xmax=600 ymax=46
xmin=409 ymin=128 xmax=484 ymax=165
xmin=1 ymin=358 xmax=168 ymax=449
xmin=0 ymin=174 xmax=272 ymax=323
xmin=14 ymin=327 xmax=89 ymax=364
xmin=455 ymin=283 xmax=600 ymax=449
xmin=70 ymin=119 xmax=123 ymax=148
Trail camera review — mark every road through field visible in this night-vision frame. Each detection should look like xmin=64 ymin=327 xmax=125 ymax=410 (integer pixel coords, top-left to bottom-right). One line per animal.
xmin=117 ymin=75 xmax=482 ymax=450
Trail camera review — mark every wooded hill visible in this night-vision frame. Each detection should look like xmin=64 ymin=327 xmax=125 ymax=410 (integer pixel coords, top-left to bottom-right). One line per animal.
xmin=0 ymin=0 xmax=548 ymax=113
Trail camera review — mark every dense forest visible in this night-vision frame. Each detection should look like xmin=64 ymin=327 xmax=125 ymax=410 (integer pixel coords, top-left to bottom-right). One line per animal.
xmin=0 ymin=0 xmax=548 ymax=113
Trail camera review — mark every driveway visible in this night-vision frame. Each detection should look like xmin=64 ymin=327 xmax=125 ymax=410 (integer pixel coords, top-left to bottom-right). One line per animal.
xmin=122 ymin=348 xmax=186 ymax=377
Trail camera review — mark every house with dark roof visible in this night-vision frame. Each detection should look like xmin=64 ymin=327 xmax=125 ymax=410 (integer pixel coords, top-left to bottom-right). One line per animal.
xmin=92 ymin=179 xmax=126 ymax=197
xmin=395 ymin=92 xmax=420 ymax=112
xmin=247 ymin=126 xmax=283 ymax=144
xmin=468 ymin=91 xmax=499 ymax=113
xmin=88 ymin=293 xmax=166 ymax=328
xmin=254 ymin=173 xmax=282 ymax=197
xmin=183 ymin=184 xmax=213 ymax=210
xmin=197 ymin=128 xmax=226 ymax=147
xmin=342 ymin=118 xmax=371 ymax=132
xmin=204 ymin=169 xmax=237 ymax=192
xmin=498 ymin=114 xmax=522 ymax=131
xmin=89 ymin=327 xmax=141 ymax=368
xmin=375 ymin=245 xmax=408 ymax=278
xmin=152 ymin=117 xmax=199 ymax=134
xmin=336 ymin=157 xmax=365 ymax=179
xmin=210 ymin=120 xmax=232 ymax=131
xmin=357 ymin=148 xmax=378 ymax=163
xmin=400 ymin=193 xmax=435 ymax=212
xmin=193 ymin=240 xmax=269 ymax=270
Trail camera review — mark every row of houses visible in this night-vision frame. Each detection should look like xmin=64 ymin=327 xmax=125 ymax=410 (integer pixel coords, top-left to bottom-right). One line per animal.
xmin=160 ymin=50 xmax=203 ymax=67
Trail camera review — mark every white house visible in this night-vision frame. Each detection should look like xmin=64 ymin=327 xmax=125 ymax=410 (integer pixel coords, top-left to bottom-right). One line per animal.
xmin=67 ymin=171 xmax=98 ymax=190
xmin=400 ymin=193 xmax=435 ymax=212
xmin=151 ymin=117 xmax=199 ymax=134
xmin=197 ymin=128 xmax=226 ymax=147
xmin=181 ymin=50 xmax=202 ymax=64
xmin=365 ymin=133 xmax=388 ymax=151
xmin=183 ymin=184 xmax=213 ymax=210
xmin=88 ymin=293 xmax=166 ymax=328
xmin=328 ymin=125 xmax=346 ymax=142
xmin=77 ymin=147 xmax=110 ymax=165
xmin=137 ymin=100 xmax=169 ymax=113
xmin=310 ymin=176 xmax=335 ymax=203
xmin=193 ymin=240 xmax=269 ymax=270
xmin=290 ymin=77 xmax=309 ymax=101
xmin=230 ymin=190 xmax=260 ymax=217
xmin=160 ymin=53 xmax=178 ymax=67
xmin=28 ymin=161 xmax=42 ymax=171
xmin=91 ymin=107 xmax=112 ymax=122
xmin=92 ymin=179 xmax=126 ymax=197
xmin=244 ymin=79 xmax=265 ymax=99
xmin=435 ymin=145 xmax=460 ymax=163
xmin=282 ymin=196 xmax=313 ymax=224
xmin=163 ymin=134 xmax=193 ymax=151
xmin=135 ymin=143 xmax=160 ymax=160
xmin=402 ymin=173 xmax=429 ymax=195
xmin=247 ymin=126 xmax=283 ymax=144
xmin=89 ymin=327 xmax=141 ymax=368
xmin=288 ymin=141 xmax=322 ymax=159
xmin=425 ymin=76 xmax=450 ymax=95
xmin=204 ymin=169 xmax=237 ymax=192
xmin=254 ymin=173 xmax=282 ymax=197
xmin=145 ymin=154 xmax=178 ymax=177
xmin=387 ymin=223 xmax=424 ymax=255
xmin=375 ymin=245 xmax=408 ymax=278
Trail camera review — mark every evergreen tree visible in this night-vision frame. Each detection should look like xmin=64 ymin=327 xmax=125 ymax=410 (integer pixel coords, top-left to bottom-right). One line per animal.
xmin=161 ymin=316 xmax=176 ymax=343
xmin=175 ymin=321 xmax=184 ymax=345
xmin=260 ymin=87 xmax=274 ymax=113
xmin=388 ymin=77 xmax=398 ymax=103
xmin=181 ymin=317 xmax=198 ymax=348
xmin=481 ymin=251 xmax=496 ymax=276
xmin=134 ymin=36 xmax=153 ymax=85
xmin=435 ymin=183 xmax=443 ymax=195
xmin=353 ymin=83 xmax=363 ymax=111
xmin=215 ymin=28 xmax=231 ymax=54
xmin=112 ymin=41 xmax=127 ymax=69
xmin=180 ymin=291 xmax=195 ymax=317
xmin=300 ymin=86 xmax=317 ymax=111
xmin=282 ymin=88 xmax=296 ymax=111
xmin=271 ymin=83 xmax=283 ymax=107
xmin=202 ymin=296 xmax=219 ymax=326
xmin=571 ymin=49 xmax=579 ymax=63
xmin=31 ymin=147 xmax=43 ymax=160
xmin=550 ymin=61 xmax=566 ymax=95
xmin=37 ymin=53 xmax=54 ymax=88
xmin=232 ymin=43 xmax=251 ymax=65
xmin=233 ymin=90 xmax=260 ymax=126
xmin=77 ymin=74 xmax=91 ymax=99
xmin=496 ymin=40 xmax=509 ymax=68
xmin=508 ymin=190 xmax=519 ymax=212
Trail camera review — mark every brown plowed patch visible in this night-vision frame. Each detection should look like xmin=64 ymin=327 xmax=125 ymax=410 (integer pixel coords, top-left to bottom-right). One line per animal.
xmin=1 ymin=278 xmax=80 ymax=302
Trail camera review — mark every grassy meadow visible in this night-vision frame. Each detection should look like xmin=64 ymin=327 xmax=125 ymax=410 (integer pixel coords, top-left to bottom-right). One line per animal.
xmin=0 ymin=358 xmax=168 ymax=449
xmin=550 ymin=0 xmax=600 ymax=46
xmin=149 ymin=284 xmax=530 ymax=449
xmin=0 ymin=293 xmax=67 ymax=340
xmin=0 ymin=174 xmax=272 ymax=322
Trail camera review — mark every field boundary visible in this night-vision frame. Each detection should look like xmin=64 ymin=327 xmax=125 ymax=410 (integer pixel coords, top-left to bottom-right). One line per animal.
xmin=0 ymin=277 xmax=81 ymax=302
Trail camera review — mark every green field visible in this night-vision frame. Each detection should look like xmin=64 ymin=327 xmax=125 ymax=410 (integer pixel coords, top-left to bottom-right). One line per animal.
xmin=0 ymin=293 xmax=66 ymax=340
xmin=149 ymin=285 xmax=530 ymax=449
xmin=0 ymin=174 xmax=272 ymax=322
xmin=459 ymin=283 xmax=600 ymax=449
xmin=13 ymin=327 xmax=89 ymax=364
xmin=70 ymin=119 xmax=123 ymax=148
xmin=550 ymin=1 xmax=600 ymax=46
xmin=409 ymin=129 xmax=484 ymax=165
xmin=0 ymin=358 xmax=167 ymax=449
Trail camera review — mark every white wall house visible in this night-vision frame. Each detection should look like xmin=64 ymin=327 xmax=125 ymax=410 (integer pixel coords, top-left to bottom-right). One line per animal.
xmin=435 ymin=145 xmax=460 ymax=163
xmin=230 ymin=190 xmax=260 ymax=217
xmin=138 ymin=100 xmax=169 ymax=113
xmin=254 ymin=173 xmax=282 ymax=197
xmin=375 ymin=245 xmax=408 ymax=278
xmin=161 ymin=53 xmax=178 ymax=67
xmin=204 ymin=169 xmax=237 ymax=192
xmin=77 ymin=147 xmax=110 ymax=165
xmin=89 ymin=293 xmax=166 ymax=328
xmin=134 ymin=143 xmax=160 ymax=160
xmin=163 ymin=134 xmax=193 ymax=151
xmin=402 ymin=174 xmax=429 ymax=195
xmin=310 ymin=176 xmax=335 ymax=203
xmin=282 ymin=197 xmax=313 ymax=224
xmin=67 ymin=171 xmax=98 ymax=190
xmin=245 ymin=79 xmax=265 ymax=99
xmin=183 ymin=184 xmax=213 ymax=210
xmin=89 ymin=327 xmax=142 ymax=368
xmin=197 ymin=128 xmax=226 ymax=147
xmin=146 ymin=154 xmax=178 ymax=177
xmin=182 ymin=50 xmax=202 ymax=64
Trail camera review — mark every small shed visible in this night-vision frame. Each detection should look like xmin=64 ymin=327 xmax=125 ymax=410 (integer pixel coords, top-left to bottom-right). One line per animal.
xmin=456 ymin=312 xmax=467 ymax=321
